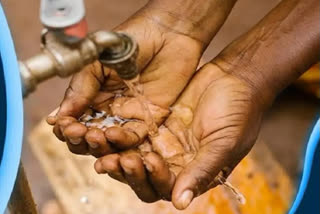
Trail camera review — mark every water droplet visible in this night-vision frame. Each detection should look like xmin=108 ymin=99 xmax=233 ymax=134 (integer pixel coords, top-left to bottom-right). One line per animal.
xmin=80 ymin=196 xmax=89 ymax=204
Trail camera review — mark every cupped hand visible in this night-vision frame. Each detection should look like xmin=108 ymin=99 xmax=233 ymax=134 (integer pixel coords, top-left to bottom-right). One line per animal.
xmin=47 ymin=6 xmax=210 ymax=157
xmin=95 ymin=62 xmax=268 ymax=208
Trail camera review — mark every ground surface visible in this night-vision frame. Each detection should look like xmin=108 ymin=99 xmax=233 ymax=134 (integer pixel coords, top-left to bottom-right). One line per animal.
xmin=2 ymin=0 xmax=319 ymax=211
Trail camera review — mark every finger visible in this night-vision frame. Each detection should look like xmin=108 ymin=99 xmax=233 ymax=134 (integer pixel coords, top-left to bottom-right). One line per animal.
xmin=105 ymin=121 xmax=148 ymax=149
xmin=144 ymin=152 xmax=175 ymax=200
xmin=101 ymin=70 xmax=126 ymax=91
xmin=91 ymin=91 xmax=114 ymax=113
xmin=57 ymin=61 xmax=106 ymax=119
xmin=120 ymin=151 xmax=158 ymax=203
xmin=53 ymin=116 xmax=77 ymax=141
xmin=46 ymin=107 xmax=60 ymax=125
xmin=53 ymin=124 xmax=65 ymax=142
xmin=150 ymin=125 xmax=185 ymax=160
xmin=85 ymin=128 xmax=115 ymax=158
xmin=94 ymin=154 xmax=126 ymax=183
xmin=57 ymin=116 xmax=77 ymax=132
xmin=172 ymin=144 xmax=228 ymax=210
xmin=111 ymin=97 xmax=169 ymax=124
xmin=63 ymin=122 xmax=88 ymax=155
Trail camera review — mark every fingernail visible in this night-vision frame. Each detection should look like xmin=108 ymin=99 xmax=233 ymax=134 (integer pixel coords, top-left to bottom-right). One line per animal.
xmin=122 ymin=166 xmax=133 ymax=175
xmin=70 ymin=137 xmax=82 ymax=145
xmin=88 ymin=142 xmax=99 ymax=149
xmin=94 ymin=161 xmax=103 ymax=174
xmin=46 ymin=116 xmax=57 ymax=125
xmin=144 ymin=160 xmax=153 ymax=172
xmin=49 ymin=107 xmax=60 ymax=117
xmin=177 ymin=190 xmax=193 ymax=209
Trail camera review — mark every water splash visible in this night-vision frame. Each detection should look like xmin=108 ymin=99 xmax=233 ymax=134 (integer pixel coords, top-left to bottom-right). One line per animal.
xmin=217 ymin=175 xmax=246 ymax=204
xmin=80 ymin=110 xmax=132 ymax=129
xmin=80 ymin=195 xmax=89 ymax=204
xmin=124 ymin=75 xmax=158 ymax=137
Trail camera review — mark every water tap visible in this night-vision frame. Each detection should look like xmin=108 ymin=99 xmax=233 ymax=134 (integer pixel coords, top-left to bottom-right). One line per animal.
xmin=20 ymin=0 xmax=139 ymax=97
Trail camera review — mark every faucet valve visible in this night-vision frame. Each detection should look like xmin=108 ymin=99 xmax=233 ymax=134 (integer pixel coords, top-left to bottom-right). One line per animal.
xmin=99 ymin=33 xmax=139 ymax=80
xmin=20 ymin=0 xmax=139 ymax=97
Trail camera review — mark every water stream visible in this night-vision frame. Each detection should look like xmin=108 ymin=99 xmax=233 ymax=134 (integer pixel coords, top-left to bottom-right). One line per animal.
xmin=124 ymin=75 xmax=159 ymax=137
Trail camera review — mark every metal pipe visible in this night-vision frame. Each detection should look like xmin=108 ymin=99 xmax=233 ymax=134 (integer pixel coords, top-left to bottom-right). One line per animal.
xmin=89 ymin=31 xmax=124 ymax=52
xmin=21 ymin=30 xmax=139 ymax=97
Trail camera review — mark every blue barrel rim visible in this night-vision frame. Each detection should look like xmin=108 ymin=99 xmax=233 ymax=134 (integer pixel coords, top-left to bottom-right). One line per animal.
xmin=0 ymin=3 xmax=24 ymax=214
xmin=288 ymin=118 xmax=320 ymax=214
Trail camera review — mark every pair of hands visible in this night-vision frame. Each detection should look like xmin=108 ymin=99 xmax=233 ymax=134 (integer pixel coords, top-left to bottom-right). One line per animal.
xmin=47 ymin=6 xmax=265 ymax=210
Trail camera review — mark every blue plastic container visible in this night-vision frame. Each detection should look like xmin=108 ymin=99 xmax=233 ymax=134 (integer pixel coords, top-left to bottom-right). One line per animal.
xmin=0 ymin=3 xmax=24 ymax=214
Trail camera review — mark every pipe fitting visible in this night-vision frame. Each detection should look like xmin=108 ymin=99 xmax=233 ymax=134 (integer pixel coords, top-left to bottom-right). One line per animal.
xmin=98 ymin=33 xmax=139 ymax=80
xmin=20 ymin=30 xmax=139 ymax=97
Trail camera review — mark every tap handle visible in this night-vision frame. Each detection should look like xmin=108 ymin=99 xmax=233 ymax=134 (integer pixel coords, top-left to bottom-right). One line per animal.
xmin=40 ymin=0 xmax=87 ymax=44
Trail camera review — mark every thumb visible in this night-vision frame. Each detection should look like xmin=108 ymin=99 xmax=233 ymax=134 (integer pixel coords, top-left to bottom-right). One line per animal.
xmin=172 ymin=144 xmax=229 ymax=210
xmin=47 ymin=62 xmax=105 ymax=124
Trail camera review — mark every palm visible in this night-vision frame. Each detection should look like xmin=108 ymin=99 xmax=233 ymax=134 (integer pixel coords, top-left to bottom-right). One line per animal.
xmin=168 ymin=65 xmax=264 ymax=205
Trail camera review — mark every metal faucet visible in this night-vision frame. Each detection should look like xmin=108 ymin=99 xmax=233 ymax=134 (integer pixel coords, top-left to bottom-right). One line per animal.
xmin=20 ymin=0 xmax=139 ymax=97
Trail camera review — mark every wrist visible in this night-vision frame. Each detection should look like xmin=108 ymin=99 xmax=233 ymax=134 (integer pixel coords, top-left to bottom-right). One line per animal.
xmin=144 ymin=0 xmax=237 ymax=45
xmin=211 ymin=0 xmax=320 ymax=109
xmin=212 ymin=57 xmax=276 ymax=110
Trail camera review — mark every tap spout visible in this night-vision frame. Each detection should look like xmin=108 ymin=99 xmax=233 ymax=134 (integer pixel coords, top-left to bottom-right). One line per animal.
xmin=20 ymin=30 xmax=138 ymax=97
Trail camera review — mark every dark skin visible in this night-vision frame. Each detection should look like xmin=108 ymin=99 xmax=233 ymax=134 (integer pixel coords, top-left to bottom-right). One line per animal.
xmin=48 ymin=0 xmax=319 ymax=210
xmin=47 ymin=0 xmax=237 ymax=204
xmin=47 ymin=0 xmax=237 ymax=154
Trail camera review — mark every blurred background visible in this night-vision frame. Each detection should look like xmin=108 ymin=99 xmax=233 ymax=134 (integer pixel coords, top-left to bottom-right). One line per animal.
xmin=2 ymin=0 xmax=319 ymax=212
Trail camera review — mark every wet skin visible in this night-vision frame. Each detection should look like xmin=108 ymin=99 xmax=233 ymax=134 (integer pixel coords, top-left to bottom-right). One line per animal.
xmin=47 ymin=0 xmax=319 ymax=210
xmin=47 ymin=0 xmax=236 ymax=207
xmin=47 ymin=0 xmax=239 ymax=151
xmin=47 ymin=0 xmax=238 ymax=155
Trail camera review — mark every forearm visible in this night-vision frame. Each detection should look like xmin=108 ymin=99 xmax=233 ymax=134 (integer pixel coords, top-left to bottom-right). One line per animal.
xmin=213 ymin=0 xmax=320 ymax=106
xmin=143 ymin=0 xmax=238 ymax=45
